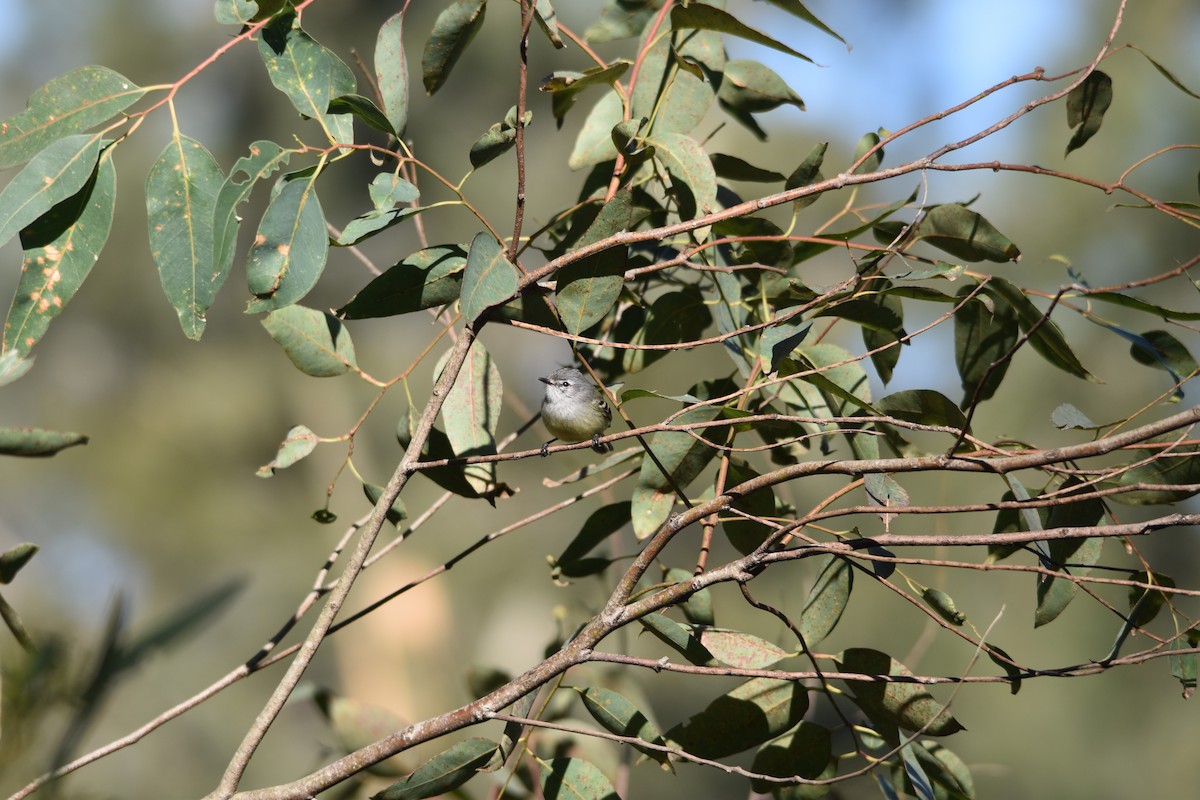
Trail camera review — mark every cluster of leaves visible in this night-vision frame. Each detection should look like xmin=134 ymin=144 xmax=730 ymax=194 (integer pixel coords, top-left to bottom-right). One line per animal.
xmin=3 ymin=1 xmax=1200 ymax=799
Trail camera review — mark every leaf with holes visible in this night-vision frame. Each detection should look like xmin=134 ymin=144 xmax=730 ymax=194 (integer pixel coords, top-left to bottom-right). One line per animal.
xmin=5 ymin=150 xmax=115 ymax=355
xmin=0 ymin=66 xmax=143 ymax=170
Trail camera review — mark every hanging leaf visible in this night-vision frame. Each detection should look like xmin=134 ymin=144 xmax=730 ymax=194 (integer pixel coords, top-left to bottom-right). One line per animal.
xmin=422 ymin=0 xmax=487 ymax=94
xmin=954 ymin=286 xmax=1018 ymax=407
xmin=835 ymin=648 xmax=965 ymax=736
xmin=460 ymin=232 xmax=519 ymax=321
xmin=646 ymin=131 xmax=718 ymax=220
xmin=439 ymin=342 xmax=502 ymax=496
xmin=749 ymin=721 xmax=835 ymax=792
xmin=568 ymin=90 xmax=622 ymax=169
xmin=540 ymin=62 xmax=630 ymax=127
xmin=1034 ymin=534 xmax=1103 ymax=628
xmin=374 ymin=12 xmax=410 ymax=136
xmin=5 ymin=150 xmax=115 ymax=355
xmin=665 ymin=677 xmax=809 ymax=759
xmin=786 ymin=141 xmax=828 ymax=211
xmin=919 ymin=204 xmax=1020 ymax=263
xmin=716 ymin=60 xmax=804 ymax=128
xmin=632 ymin=404 xmax=721 ymax=538
xmin=256 ymin=424 xmax=319 ymax=477
xmin=577 ymin=687 xmax=670 ymax=767
xmin=245 ymin=175 xmax=328 ymax=311
xmin=212 ymin=140 xmax=290 ymax=315
xmin=623 ymin=286 xmax=712 ymax=373
xmin=326 ymin=94 xmax=395 ymax=136
xmin=670 ymin=3 xmax=814 ymax=63
xmin=0 ymin=66 xmax=144 ymax=170
xmin=258 ymin=14 xmax=355 ymax=147
xmin=798 ymin=555 xmax=853 ymax=646
xmin=1065 ymin=71 xmax=1112 ymax=156
xmin=637 ymin=612 xmax=717 ymax=666
xmin=539 ymin=757 xmax=619 ymax=800
xmin=550 ymin=501 xmax=630 ymax=583
xmin=852 ymin=129 xmax=884 ymax=174
xmin=145 ymin=135 xmax=223 ymax=339
xmin=984 ymin=277 xmax=1095 ymax=382
xmin=339 ymin=244 xmax=467 ymax=318
xmin=0 ymin=427 xmax=89 ymax=457
xmin=876 ymin=389 xmax=968 ymax=430
xmin=376 ymin=737 xmax=497 ymax=797
xmin=469 ymin=106 xmax=532 ymax=168
xmin=557 ymin=188 xmax=632 ymax=334
xmin=0 ymin=134 xmax=102 ymax=249
xmin=630 ymin=19 xmax=721 ymax=138
xmin=261 ymin=305 xmax=356 ymax=377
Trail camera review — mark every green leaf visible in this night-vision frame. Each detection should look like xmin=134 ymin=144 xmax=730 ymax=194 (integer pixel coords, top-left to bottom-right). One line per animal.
xmin=469 ymin=105 xmax=532 ymax=168
xmin=145 ymin=135 xmax=223 ymax=339
xmin=623 ymin=286 xmax=712 ymax=373
xmin=919 ymin=204 xmax=1020 ymax=263
xmin=698 ymin=627 xmax=793 ymax=669
xmin=665 ymin=677 xmax=809 ymax=759
xmin=460 ymin=232 xmax=519 ymax=321
xmin=1129 ymin=329 xmax=1198 ymax=381
xmin=335 ymin=205 xmax=423 ymax=247
xmin=540 ymin=62 xmax=630 ymax=127
xmin=865 ymin=472 xmax=909 ymax=532
xmin=5 ymin=149 xmax=115 ymax=355
xmin=984 ymin=277 xmax=1095 ymax=381
xmin=338 ymin=244 xmax=467 ymax=318
xmin=630 ymin=18 xmax=721 ymax=138
xmin=785 ymin=141 xmax=827 ymax=209
xmin=259 ymin=14 xmax=355 ymax=146
xmin=759 ymin=0 xmax=845 ymax=45
xmin=375 ymin=11 xmax=410 ymax=136
xmin=722 ymin=459 xmax=778 ymax=555
xmin=1034 ymin=534 xmax=1103 ymax=627
xmin=577 ymin=687 xmax=670 ymax=767
xmin=568 ymin=90 xmax=622 ymax=170
xmin=0 ymin=427 xmax=88 ymax=457
xmin=261 ymin=305 xmax=357 ymax=377
xmin=638 ymin=612 xmax=718 ymax=666
xmin=835 ymin=648 xmax=965 ymax=736
xmin=664 ymin=566 xmax=714 ymax=625
xmin=1169 ymin=627 xmax=1199 ymax=699
xmin=633 ymin=404 xmax=721 ymax=538
xmin=0 ymin=543 xmax=39 ymax=584
xmin=646 ymin=131 xmax=718 ymax=220
xmin=717 ymin=59 xmax=804 ymax=116
xmin=327 ymin=94 xmax=395 ymax=136
xmin=671 ymin=3 xmax=814 ymax=63
xmin=585 ymin=0 xmax=658 ymax=42
xmin=798 ymin=555 xmax=852 ymax=647
xmin=212 ymin=140 xmax=290 ymax=318
xmin=876 ymin=389 xmax=968 ymax=430
xmin=376 ymin=738 xmax=496 ymax=796
xmin=556 ymin=189 xmax=632 ymax=334
xmin=711 ymin=152 xmax=785 ymax=182
xmin=363 ymin=482 xmax=407 ymax=527
xmin=954 ymin=286 xmax=1018 ymax=407
xmin=750 ymin=722 xmax=835 ymax=794
xmin=213 ymin=0 xmax=260 ymax=26
xmin=533 ymin=0 xmax=564 ymax=48
xmin=539 ymin=757 xmax=619 ymax=800
xmin=439 ymin=342 xmax=502 ymax=496
xmin=1101 ymin=436 xmax=1200 ymax=505
xmin=0 ymin=134 xmax=101 ymax=250
xmin=0 ymin=349 xmax=33 ymax=386
xmin=256 ymin=424 xmax=319 ymax=477
xmin=1050 ymin=402 xmax=1098 ymax=430
xmin=1065 ymin=70 xmax=1112 ymax=156
xmin=422 ymin=0 xmax=487 ymax=94
xmin=0 ymin=66 xmax=144 ymax=170
xmin=245 ymin=175 xmax=328 ymax=311
xmin=1086 ymin=291 xmax=1200 ymax=321
xmin=852 ymin=129 xmax=884 ymax=174
xmin=551 ymin=502 xmax=629 ymax=582
xmin=260 ymin=14 xmax=352 ymax=146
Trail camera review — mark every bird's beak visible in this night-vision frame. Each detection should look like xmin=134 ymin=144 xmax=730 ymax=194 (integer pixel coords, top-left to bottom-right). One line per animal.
xmin=538 ymin=376 xmax=552 ymax=385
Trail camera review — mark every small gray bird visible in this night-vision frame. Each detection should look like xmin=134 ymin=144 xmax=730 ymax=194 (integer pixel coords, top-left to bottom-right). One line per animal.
xmin=538 ymin=367 xmax=613 ymax=457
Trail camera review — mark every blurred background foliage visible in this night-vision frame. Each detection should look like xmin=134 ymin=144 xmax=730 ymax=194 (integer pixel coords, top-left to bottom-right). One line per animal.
xmin=0 ymin=0 xmax=1198 ymax=797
